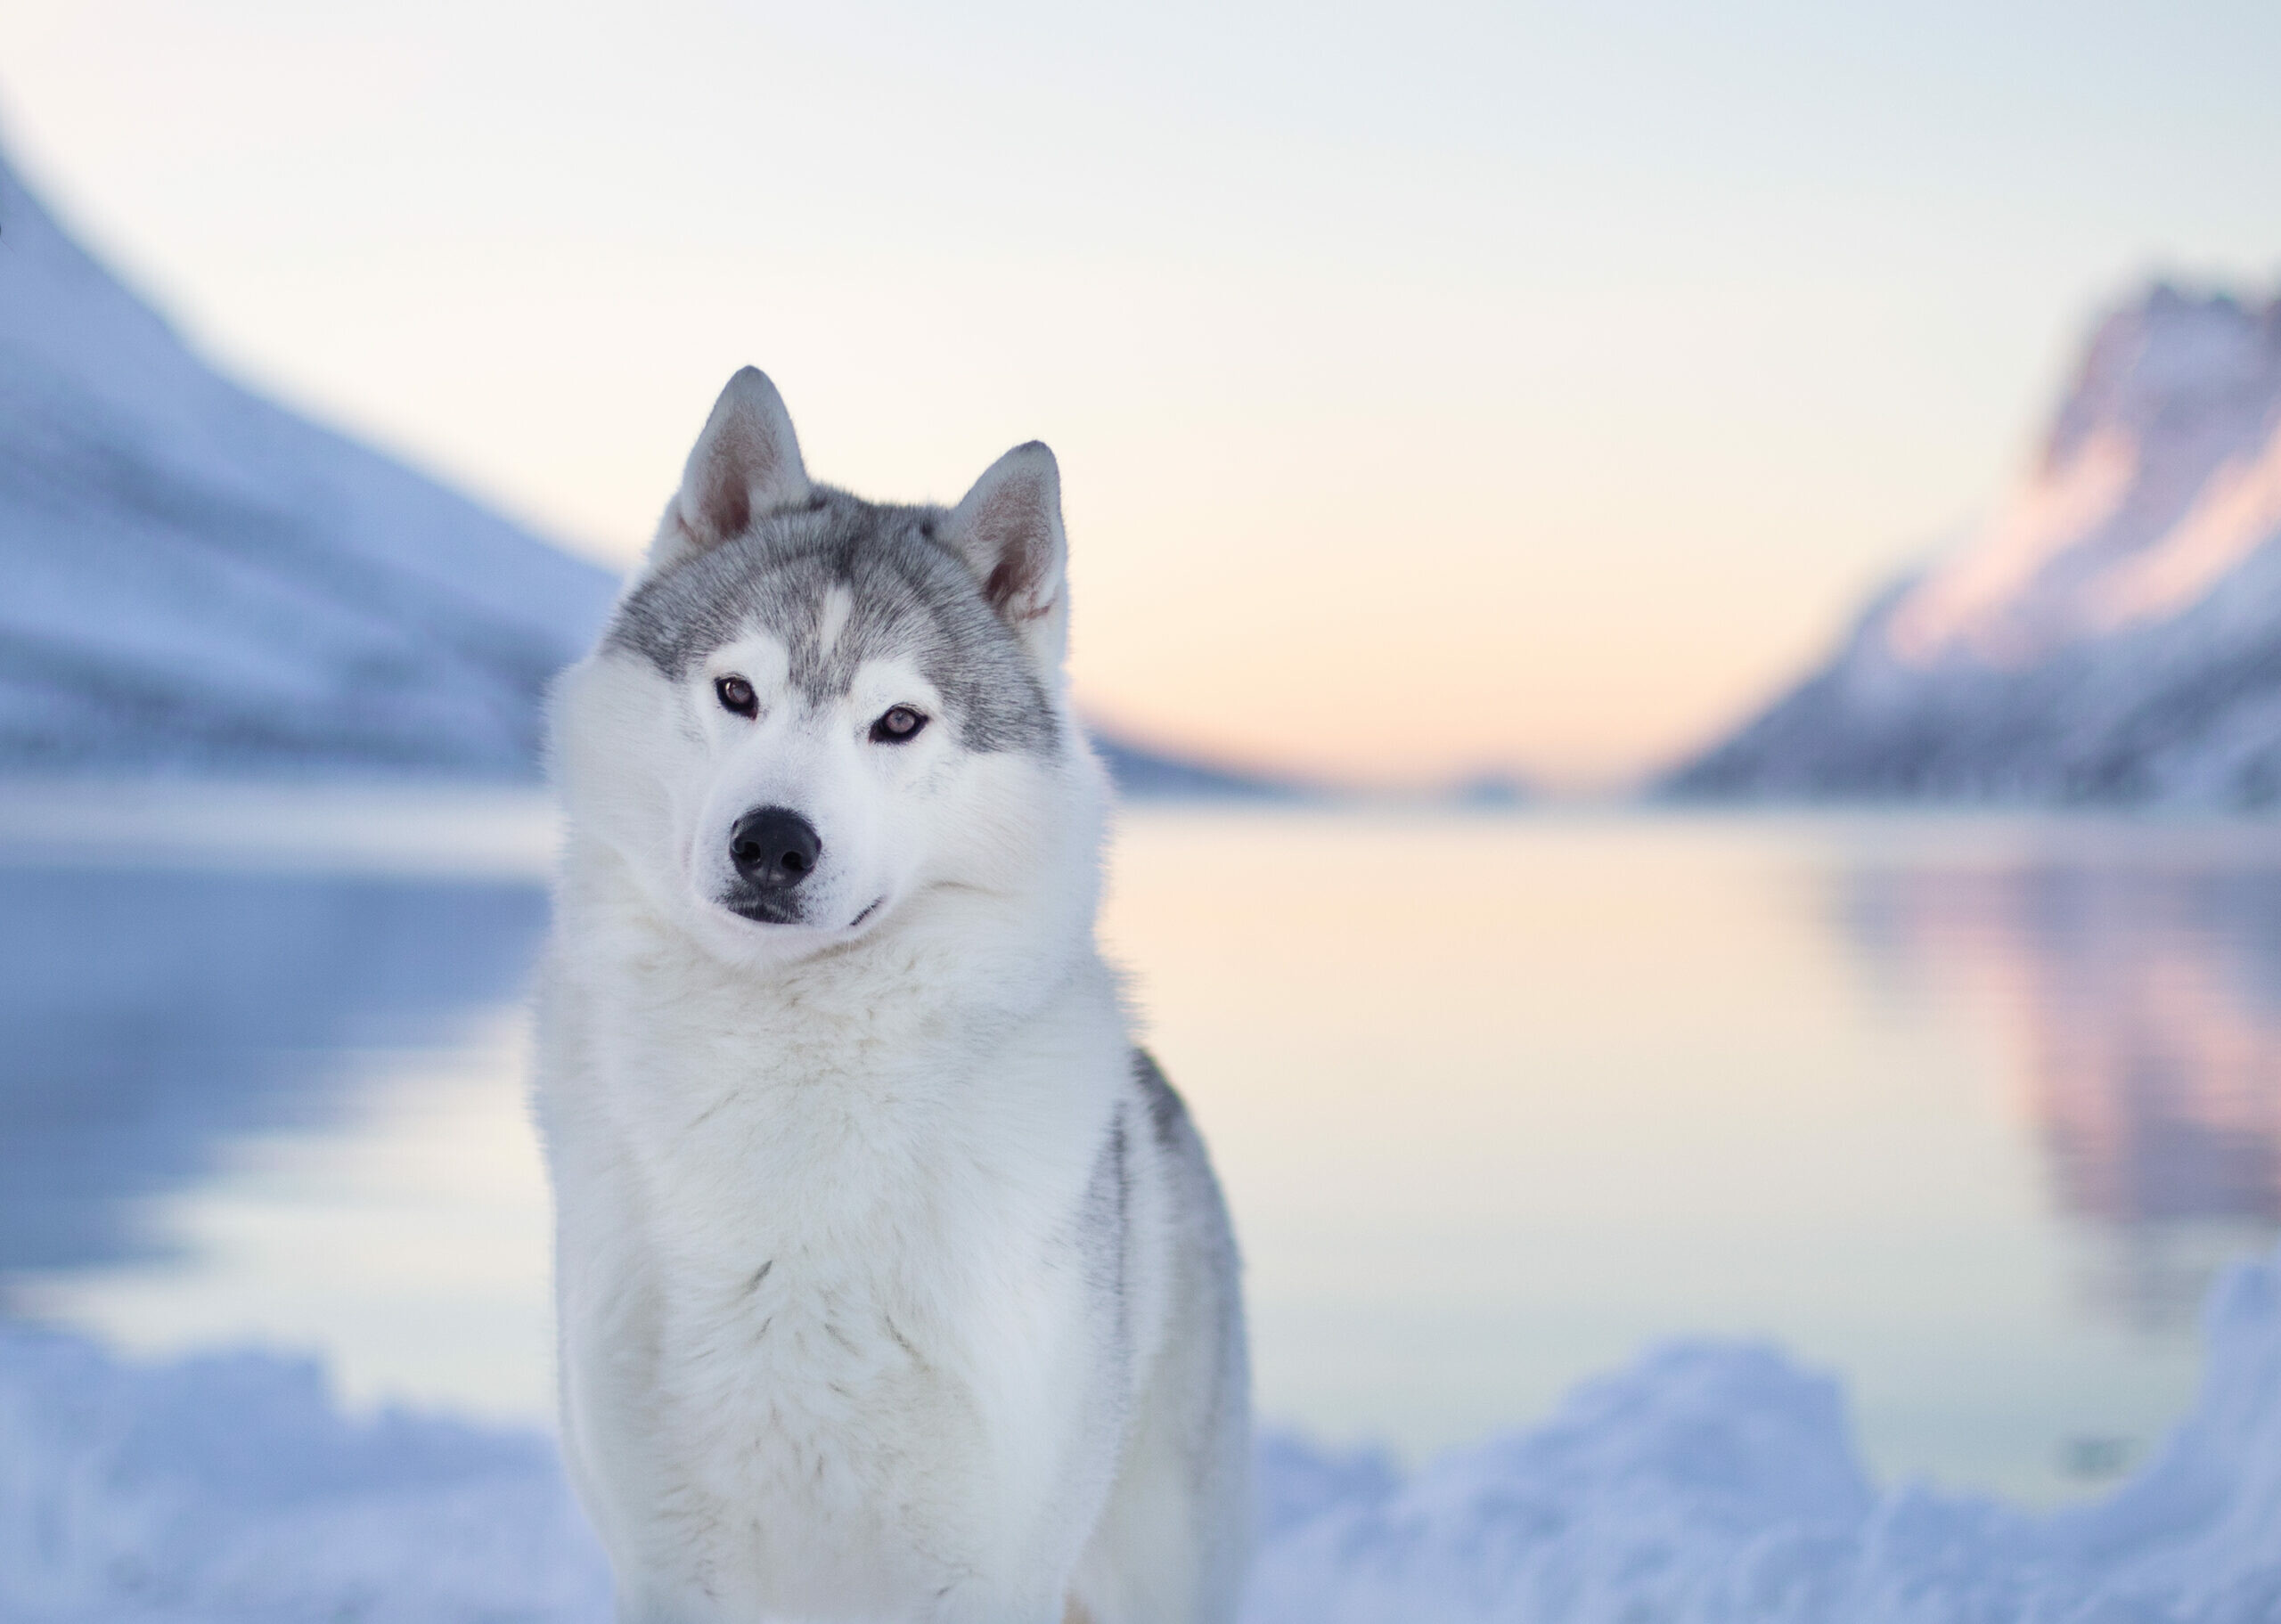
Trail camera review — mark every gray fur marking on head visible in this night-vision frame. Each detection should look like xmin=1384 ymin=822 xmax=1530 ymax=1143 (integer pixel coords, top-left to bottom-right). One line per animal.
xmin=607 ymin=487 xmax=1059 ymax=755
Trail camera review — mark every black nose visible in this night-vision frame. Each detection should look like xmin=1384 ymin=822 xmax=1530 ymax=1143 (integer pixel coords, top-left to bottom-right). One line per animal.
xmin=730 ymin=806 xmax=822 ymax=891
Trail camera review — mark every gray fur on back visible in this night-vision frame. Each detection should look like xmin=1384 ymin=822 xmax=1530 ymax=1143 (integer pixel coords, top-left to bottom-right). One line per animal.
xmin=1127 ymin=1049 xmax=1254 ymax=1612
xmin=607 ymin=487 xmax=1059 ymax=755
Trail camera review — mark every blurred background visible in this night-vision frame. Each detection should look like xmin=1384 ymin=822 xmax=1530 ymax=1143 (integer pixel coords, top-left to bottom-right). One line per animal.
xmin=4 ymin=0 xmax=2281 ymax=1509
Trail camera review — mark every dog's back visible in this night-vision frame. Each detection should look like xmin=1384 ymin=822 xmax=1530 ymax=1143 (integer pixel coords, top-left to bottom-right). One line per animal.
xmin=1065 ymin=1054 xmax=1252 ymax=1620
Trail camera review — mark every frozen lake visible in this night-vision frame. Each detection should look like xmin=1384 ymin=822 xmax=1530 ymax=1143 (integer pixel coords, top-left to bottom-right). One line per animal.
xmin=2 ymin=787 xmax=2276 ymax=1504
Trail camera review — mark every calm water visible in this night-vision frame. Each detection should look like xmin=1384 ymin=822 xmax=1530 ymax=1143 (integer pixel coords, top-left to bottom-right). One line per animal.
xmin=3 ymin=787 xmax=2277 ymax=1504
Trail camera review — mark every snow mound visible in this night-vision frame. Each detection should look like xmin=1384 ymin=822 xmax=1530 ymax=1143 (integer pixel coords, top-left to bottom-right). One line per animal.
xmin=1671 ymin=282 xmax=2281 ymax=805
xmin=9 ymin=1246 xmax=2281 ymax=1621
xmin=0 ymin=140 xmax=618 ymax=778
xmin=0 ymin=1330 xmax=610 ymax=1623
xmin=1250 ymin=1268 xmax=2281 ymax=1623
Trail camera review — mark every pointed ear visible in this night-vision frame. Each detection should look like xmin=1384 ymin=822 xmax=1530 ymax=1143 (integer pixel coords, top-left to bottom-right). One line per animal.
xmin=648 ymin=367 xmax=810 ymax=573
xmin=943 ymin=441 xmax=1068 ymax=667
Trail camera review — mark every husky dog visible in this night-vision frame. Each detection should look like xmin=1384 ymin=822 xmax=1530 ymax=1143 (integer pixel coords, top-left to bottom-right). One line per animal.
xmin=535 ymin=369 xmax=1251 ymax=1624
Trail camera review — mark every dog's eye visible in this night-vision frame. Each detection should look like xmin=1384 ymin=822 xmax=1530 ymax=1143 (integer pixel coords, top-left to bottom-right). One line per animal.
xmin=715 ymin=675 xmax=757 ymax=718
xmin=870 ymin=705 xmax=928 ymax=744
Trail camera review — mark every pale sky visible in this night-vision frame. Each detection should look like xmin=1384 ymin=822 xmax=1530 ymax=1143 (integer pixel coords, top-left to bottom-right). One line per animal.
xmin=3 ymin=2 xmax=2277 ymax=786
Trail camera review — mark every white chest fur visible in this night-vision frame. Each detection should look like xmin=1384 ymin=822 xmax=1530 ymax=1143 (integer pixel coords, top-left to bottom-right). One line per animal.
xmin=536 ymin=864 xmax=1156 ymax=1622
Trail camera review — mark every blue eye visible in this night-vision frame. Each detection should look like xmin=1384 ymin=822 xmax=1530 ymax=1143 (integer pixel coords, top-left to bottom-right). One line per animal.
xmin=871 ymin=706 xmax=928 ymax=744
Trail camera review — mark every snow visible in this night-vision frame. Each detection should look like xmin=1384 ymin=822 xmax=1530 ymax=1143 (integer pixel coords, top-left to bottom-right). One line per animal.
xmin=1672 ymin=283 xmax=2281 ymax=806
xmin=0 ymin=142 xmax=620 ymax=778
xmin=9 ymin=1245 xmax=2281 ymax=1622
xmin=0 ymin=1330 xmax=609 ymax=1622
xmin=1893 ymin=288 xmax=2281 ymax=667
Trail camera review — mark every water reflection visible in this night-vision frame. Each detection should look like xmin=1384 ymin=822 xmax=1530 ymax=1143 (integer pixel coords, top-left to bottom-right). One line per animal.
xmin=0 ymin=863 xmax=546 ymax=1294
xmin=1845 ymin=843 xmax=2281 ymax=1326
xmin=5 ymin=807 xmax=2276 ymax=1498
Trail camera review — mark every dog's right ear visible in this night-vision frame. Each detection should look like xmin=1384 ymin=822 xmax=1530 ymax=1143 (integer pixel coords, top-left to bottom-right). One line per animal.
xmin=646 ymin=367 xmax=811 ymax=575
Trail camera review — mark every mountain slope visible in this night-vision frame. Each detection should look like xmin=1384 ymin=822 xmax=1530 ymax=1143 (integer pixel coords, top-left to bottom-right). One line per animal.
xmin=0 ymin=139 xmax=1345 ymax=795
xmin=0 ymin=144 xmax=619 ymax=777
xmin=1669 ymin=283 xmax=2281 ymax=806
xmin=1088 ymin=730 xmax=1320 ymax=800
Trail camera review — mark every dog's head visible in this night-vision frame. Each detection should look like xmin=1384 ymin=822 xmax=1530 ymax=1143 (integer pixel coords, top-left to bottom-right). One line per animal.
xmin=551 ymin=368 xmax=1095 ymax=964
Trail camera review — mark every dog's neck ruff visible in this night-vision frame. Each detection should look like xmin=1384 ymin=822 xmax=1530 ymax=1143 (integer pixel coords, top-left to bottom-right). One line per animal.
xmin=563 ymin=826 xmax=1102 ymax=1059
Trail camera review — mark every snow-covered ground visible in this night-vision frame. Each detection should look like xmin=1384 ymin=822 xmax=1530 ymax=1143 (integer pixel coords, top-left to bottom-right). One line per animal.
xmin=7 ymin=1243 xmax=2280 ymax=1623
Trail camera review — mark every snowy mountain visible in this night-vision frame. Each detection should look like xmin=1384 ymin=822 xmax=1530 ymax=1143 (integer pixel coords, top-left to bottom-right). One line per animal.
xmin=0 ymin=142 xmax=1334 ymax=793
xmin=1090 ymin=730 xmax=1322 ymax=800
xmin=0 ymin=144 xmax=619 ymax=777
xmin=1669 ymin=282 xmax=2281 ymax=805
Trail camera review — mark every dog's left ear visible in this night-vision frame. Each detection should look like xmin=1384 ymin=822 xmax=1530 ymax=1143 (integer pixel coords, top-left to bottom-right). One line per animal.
xmin=943 ymin=442 xmax=1068 ymax=670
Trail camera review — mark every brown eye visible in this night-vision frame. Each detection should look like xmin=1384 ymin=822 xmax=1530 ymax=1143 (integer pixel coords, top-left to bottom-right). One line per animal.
xmin=870 ymin=705 xmax=928 ymax=744
xmin=715 ymin=675 xmax=757 ymax=718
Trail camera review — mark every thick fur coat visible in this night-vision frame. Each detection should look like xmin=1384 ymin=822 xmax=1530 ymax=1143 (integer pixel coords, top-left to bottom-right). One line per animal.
xmin=535 ymin=369 xmax=1251 ymax=1624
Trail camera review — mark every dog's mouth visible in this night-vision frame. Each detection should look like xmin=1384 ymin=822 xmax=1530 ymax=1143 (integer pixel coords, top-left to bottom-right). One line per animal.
xmin=719 ymin=887 xmax=805 ymax=926
xmin=715 ymin=891 xmax=889 ymax=933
